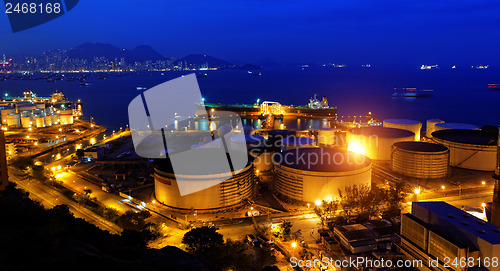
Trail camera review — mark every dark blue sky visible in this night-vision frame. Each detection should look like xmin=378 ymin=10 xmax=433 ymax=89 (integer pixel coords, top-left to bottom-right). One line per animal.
xmin=1 ymin=0 xmax=500 ymax=66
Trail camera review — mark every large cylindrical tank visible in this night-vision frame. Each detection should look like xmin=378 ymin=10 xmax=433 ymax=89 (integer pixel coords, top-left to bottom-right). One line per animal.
xmin=59 ymin=109 xmax=73 ymax=124
xmin=281 ymin=136 xmax=316 ymax=151
xmin=253 ymin=150 xmax=273 ymax=173
xmin=392 ymin=141 xmax=449 ymax=179
xmin=1 ymin=107 xmax=15 ymax=125
xmin=426 ymin=119 xmax=445 ymax=138
xmin=347 ymin=127 xmax=415 ymax=160
xmin=17 ymin=105 xmax=36 ymax=113
xmin=154 ymin=149 xmax=254 ymax=210
xmin=383 ymin=119 xmax=422 ymax=141
xmin=44 ymin=115 xmax=53 ymax=126
xmin=317 ymin=128 xmax=336 ymax=146
xmin=20 ymin=115 xmax=32 ymax=128
xmin=432 ymin=129 xmax=497 ymax=171
xmin=35 ymin=116 xmax=45 ymax=128
xmin=273 ymin=148 xmax=372 ymax=202
xmin=435 ymin=122 xmax=478 ymax=131
xmin=35 ymin=103 xmax=45 ymax=110
xmin=6 ymin=113 xmax=21 ymax=127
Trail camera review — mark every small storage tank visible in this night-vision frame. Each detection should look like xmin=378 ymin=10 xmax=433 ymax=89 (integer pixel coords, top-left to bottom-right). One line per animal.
xmin=383 ymin=119 xmax=422 ymax=141
xmin=392 ymin=141 xmax=449 ymax=179
xmin=17 ymin=105 xmax=36 ymax=113
xmin=1 ymin=107 xmax=15 ymax=125
xmin=35 ymin=116 xmax=45 ymax=128
xmin=432 ymin=129 xmax=497 ymax=171
xmin=20 ymin=111 xmax=32 ymax=118
xmin=347 ymin=127 xmax=415 ymax=160
xmin=6 ymin=113 xmax=21 ymax=127
xmin=426 ymin=119 xmax=445 ymax=138
xmin=44 ymin=115 xmax=53 ymax=126
xmin=253 ymin=149 xmax=273 ymax=173
xmin=281 ymin=136 xmax=316 ymax=151
xmin=20 ymin=115 xmax=32 ymax=128
xmin=274 ymin=148 xmax=371 ymax=202
xmin=317 ymin=128 xmax=336 ymax=146
xmin=59 ymin=109 xmax=73 ymax=124
xmin=435 ymin=122 xmax=478 ymax=131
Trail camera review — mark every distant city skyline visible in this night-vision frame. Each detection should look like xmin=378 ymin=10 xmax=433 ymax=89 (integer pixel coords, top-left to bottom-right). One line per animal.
xmin=1 ymin=0 xmax=500 ymax=66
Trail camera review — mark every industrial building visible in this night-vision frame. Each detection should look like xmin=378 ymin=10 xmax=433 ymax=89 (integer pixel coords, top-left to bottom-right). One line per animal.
xmin=432 ymin=129 xmax=497 ymax=171
xmin=399 ymin=202 xmax=500 ymax=271
xmin=273 ymin=148 xmax=371 ymax=203
xmin=347 ymin=127 xmax=415 ymax=160
xmin=154 ymin=148 xmax=255 ymax=210
xmin=391 ymin=141 xmax=449 ymax=179
xmin=334 ymin=220 xmax=399 ymax=254
xmin=383 ymin=119 xmax=422 ymax=141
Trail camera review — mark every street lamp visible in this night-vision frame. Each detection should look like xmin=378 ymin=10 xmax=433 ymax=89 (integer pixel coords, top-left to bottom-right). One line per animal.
xmin=441 ymin=185 xmax=445 ymax=190
xmin=482 ymin=181 xmax=486 ymax=185
xmin=315 ymin=200 xmax=322 ymax=206
xmin=414 ymin=187 xmax=421 ymax=195
xmin=291 ymin=242 xmax=297 ymax=248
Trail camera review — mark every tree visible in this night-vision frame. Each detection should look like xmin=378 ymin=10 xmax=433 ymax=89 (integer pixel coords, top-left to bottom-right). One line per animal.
xmin=117 ymin=210 xmax=151 ymax=231
xmin=338 ymin=184 xmax=383 ymax=223
xmin=281 ymin=221 xmax=292 ymax=236
xmin=11 ymin=156 xmax=34 ymax=170
xmin=182 ymin=226 xmax=224 ymax=257
xmin=382 ymin=181 xmax=410 ymax=217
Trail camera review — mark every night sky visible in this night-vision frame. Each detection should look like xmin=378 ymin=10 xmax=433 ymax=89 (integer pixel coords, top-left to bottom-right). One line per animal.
xmin=1 ymin=0 xmax=500 ymax=66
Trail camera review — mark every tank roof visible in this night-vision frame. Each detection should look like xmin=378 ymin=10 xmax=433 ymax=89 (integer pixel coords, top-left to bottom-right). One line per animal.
xmin=154 ymin=148 xmax=250 ymax=175
xmin=231 ymin=134 xmax=264 ymax=143
xmin=274 ymin=148 xmax=371 ymax=172
xmin=282 ymin=136 xmax=316 ymax=145
xmin=435 ymin=122 xmax=478 ymax=130
xmin=384 ymin=119 xmax=421 ymax=125
xmin=349 ymin=127 xmax=415 ymax=138
xmin=393 ymin=141 xmax=448 ymax=152
xmin=432 ymin=129 xmax=497 ymax=146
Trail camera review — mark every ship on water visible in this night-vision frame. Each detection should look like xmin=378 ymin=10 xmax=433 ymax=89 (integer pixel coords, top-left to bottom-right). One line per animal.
xmin=488 ymin=84 xmax=500 ymax=90
xmin=198 ymin=94 xmax=337 ymax=118
xmin=393 ymin=88 xmax=434 ymax=97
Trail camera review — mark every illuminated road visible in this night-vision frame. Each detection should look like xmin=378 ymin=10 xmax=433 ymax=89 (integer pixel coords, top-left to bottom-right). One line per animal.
xmin=9 ymin=167 xmax=122 ymax=234
xmin=54 ymin=170 xmax=135 ymax=213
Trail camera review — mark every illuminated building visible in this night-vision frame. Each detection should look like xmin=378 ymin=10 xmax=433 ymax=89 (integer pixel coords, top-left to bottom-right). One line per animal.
xmin=492 ymin=125 xmax=500 ymax=228
xmin=273 ymin=148 xmax=371 ymax=203
xmin=400 ymin=202 xmax=500 ymax=271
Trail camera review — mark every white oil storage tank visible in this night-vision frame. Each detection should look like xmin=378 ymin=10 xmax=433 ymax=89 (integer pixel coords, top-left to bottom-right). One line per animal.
xmin=281 ymin=136 xmax=316 ymax=151
xmin=44 ymin=115 xmax=53 ymax=126
xmin=35 ymin=116 xmax=45 ymax=128
xmin=426 ymin=119 xmax=445 ymax=138
xmin=7 ymin=113 xmax=21 ymax=127
xmin=432 ymin=129 xmax=497 ymax=171
xmin=1 ymin=106 xmax=15 ymax=125
xmin=59 ymin=109 xmax=73 ymax=124
xmin=383 ymin=119 xmax=422 ymax=141
xmin=392 ymin=141 xmax=449 ymax=179
xmin=273 ymin=148 xmax=371 ymax=202
xmin=435 ymin=122 xmax=478 ymax=132
xmin=317 ymin=128 xmax=336 ymax=146
xmin=20 ymin=115 xmax=32 ymax=128
xmin=347 ymin=127 xmax=415 ymax=160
